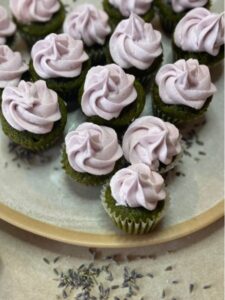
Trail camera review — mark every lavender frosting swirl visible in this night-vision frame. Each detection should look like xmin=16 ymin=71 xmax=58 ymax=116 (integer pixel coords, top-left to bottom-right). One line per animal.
xmin=63 ymin=4 xmax=111 ymax=47
xmin=110 ymin=163 xmax=166 ymax=211
xmin=31 ymin=33 xmax=89 ymax=79
xmin=0 ymin=45 xmax=28 ymax=89
xmin=171 ymin=0 xmax=208 ymax=13
xmin=9 ymin=0 xmax=60 ymax=24
xmin=109 ymin=13 xmax=162 ymax=70
xmin=109 ymin=0 xmax=153 ymax=17
xmin=122 ymin=116 xmax=182 ymax=171
xmin=2 ymin=80 xmax=61 ymax=134
xmin=156 ymin=59 xmax=216 ymax=109
xmin=81 ymin=64 xmax=137 ymax=121
xmin=0 ymin=6 xmax=16 ymax=45
xmin=174 ymin=8 xmax=225 ymax=56
xmin=65 ymin=123 xmax=123 ymax=176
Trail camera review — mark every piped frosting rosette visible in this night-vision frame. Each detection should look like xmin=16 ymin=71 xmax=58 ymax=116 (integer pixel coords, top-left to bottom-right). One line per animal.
xmin=9 ymin=0 xmax=60 ymax=24
xmin=155 ymin=59 xmax=217 ymax=109
xmin=81 ymin=64 xmax=137 ymax=121
xmin=63 ymin=4 xmax=111 ymax=47
xmin=1 ymin=80 xmax=61 ymax=134
xmin=0 ymin=6 xmax=16 ymax=45
xmin=31 ymin=33 xmax=89 ymax=79
xmin=0 ymin=45 xmax=28 ymax=89
xmin=171 ymin=0 xmax=208 ymax=13
xmin=174 ymin=8 xmax=225 ymax=56
xmin=109 ymin=0 xmax=153 ymax=17
xmin=109 ymin=13 xmax=162 ymax=70
xmin=65 ymin=123 xmax=123 ymax=176
xmin=122 ymin=116 xmax=182 ymax=172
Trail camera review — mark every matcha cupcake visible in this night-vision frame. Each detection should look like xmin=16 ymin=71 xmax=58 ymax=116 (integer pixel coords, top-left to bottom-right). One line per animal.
xmin=0 ymin=45 xmax=28 ymax=98
xmin=152 ymin=59 xmax=217 ymax=125
xmin=30 ymin=33 xmax=90 ymax=112
xmin=63 ymin=4 xmax=111 ymax=66
xmin=9 ymin=0 xmax=65 ymax=47
xmin=155 ymin=0 xmax=211 ymax=34
xmin=62 ymin=122 xmax=123 ymax=186
xmin=173 ymin=8 xmax=224 ymax=65
xmin=80 ymin=64 xmax=145 ymax=128
xmin=122 ymin=116 xmax=182 ymax=173
xmin=0 ymin=80 xmax=67 ymax=151
xmin=101 ymin=163 xmax=167 ymax=234
xmin=103 ymin=0 xmax=155 ymax=29
xmin=0 ymin=5 xmax=16 ymax=47
xmin=107 ymin=13 xmax=163 ymax=88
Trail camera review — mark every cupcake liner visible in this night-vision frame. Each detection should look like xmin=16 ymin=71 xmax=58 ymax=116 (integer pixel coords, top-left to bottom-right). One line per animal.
xmin=61 ymin=148 xmax=125 ymax=186
xmin=78 ymin=80 xmax=146 ymax=128
xmin=14 ymin=2 xmax=65 ymax=47
xmin=172 ymin=40 xmax=225 ymax=66
xmin=30 ymin=59 xmax=91 ymax=112
xmin=103 ymin=0 xmax=155 ymax=30
xmin=0 ymin=97 xmax=67 ymax=151
xmin=151 ymin=83 xmax=212 ymax=126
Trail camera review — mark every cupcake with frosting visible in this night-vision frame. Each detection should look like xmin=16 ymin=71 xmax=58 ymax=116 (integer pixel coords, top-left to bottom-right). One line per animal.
xmin=0 ymin=45 xmax=28 ymax=97
xmin=103 ymin=0 xmax=155 ymax=29
xmin=122 ymin=116 xmax=182 ymax=173
xmin=79 ymin=64 xmax=145 ymax=128
xmin=9 ymin=0 xmax=65 ymax=46
xmin=63 ymin=4 xmax=111 ymax=66
xmin=107 ymin=13 xmax=163 ymax=88
xmin=30 ymin=33 xmax=90 ymax=112
xmin=0 ymin=80 xmax=67 ymax=151
xmin=0 ymin=5 xmax=16 ymax=47
xmin=173 ymin=8 xmax=224 ymax=65
xmin=101 ymin=163 xmax=167 ymax=234
xmin=62 ymin=122 xmax=123 ymax=185
xmin=155 ymin=0 xmax=211 ymax=33
xmin=152 ymin=59 xmax=217 ymax=124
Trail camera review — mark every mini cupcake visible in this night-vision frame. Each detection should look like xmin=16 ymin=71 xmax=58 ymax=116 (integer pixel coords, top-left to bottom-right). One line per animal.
xmin=9 ymin=0 xmax=65 ymax=46
xmin=103 ymin=0 xmax=155 ymax=29
xmin=0 ymin=45 xmax=28 ymax=98
xmin=107 ymin=13 xmax=163 ymax=88
xmin=0 ymin=5 xmax=16 ymax=47
xmin=0 ymin=80 xmax=67 ymax=151
xmin=155 ymin=0 xmax=211 ymax=33
xmin=30 ymin=33 xmax=90 ymax=112
xmin=122 ymin=116 xmax=182 ymax=173
xmin=63 ymin=4 xmax=111 ymax=66
xmin=101 ymin=163 xmax=167 ymax=234
xmin=62 ymin=122 xmax=123 ymax=186
xmin=79 ymin=64 xmax=145 ymax=128
xmin=173 ymin=8 xmax=224 ymax=65
xmin=152 ymin=59 xmax=217 ymax=125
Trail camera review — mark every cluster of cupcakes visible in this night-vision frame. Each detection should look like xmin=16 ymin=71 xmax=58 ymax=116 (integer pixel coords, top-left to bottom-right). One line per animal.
xmin=0 ymin=0 xmax=224 ymax=235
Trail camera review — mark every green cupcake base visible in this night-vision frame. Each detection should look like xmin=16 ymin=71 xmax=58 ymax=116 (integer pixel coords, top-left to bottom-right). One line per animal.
xmin=78 ymin=80 xmax=146 ymax=128
xmin=151 ymin=83 xmax=212 ymax=126
xmin=172 ymin=41 xmax=225 ymax=66
xmin=29 ymin=59 xmax=91 ymax=112
xmin=86 ymin=42 xmax=109 ymax=66
xmin=155 ymin=0 xmax=211 ymax=34
xmin=0 ymin=97 xmax=67 ymax=151
xmin=101 ymin=185 xmax=166 ymax=234
xmin=14 ymin=1 xmax=65 ymax=47
xmin=102 ymin=0 xmax=155 ymax=30
xmin=61 ymin=148 xmax=124 ymax=186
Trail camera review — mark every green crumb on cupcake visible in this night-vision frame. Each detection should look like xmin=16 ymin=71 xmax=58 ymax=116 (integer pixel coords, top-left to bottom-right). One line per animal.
xmin=101 ymin=184 xmax=166 ymax=234
xmin=61 ymin=148 xmax=124 ymax=186
xmin=14 ymin=2 xmax=65 ymax=47
xmin=0 ymin=97 xmax=67 ymax=151
xmin=152 ymin=83 xmax=212 ymax=125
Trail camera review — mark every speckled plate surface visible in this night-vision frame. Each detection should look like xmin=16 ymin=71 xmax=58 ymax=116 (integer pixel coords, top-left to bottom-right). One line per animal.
xmin=0 ymin=0 xmax=224 ymax=248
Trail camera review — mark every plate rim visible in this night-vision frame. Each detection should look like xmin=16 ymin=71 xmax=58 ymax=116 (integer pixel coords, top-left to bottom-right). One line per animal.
xmin=0 ymin=200 xmax=223 ymax=248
